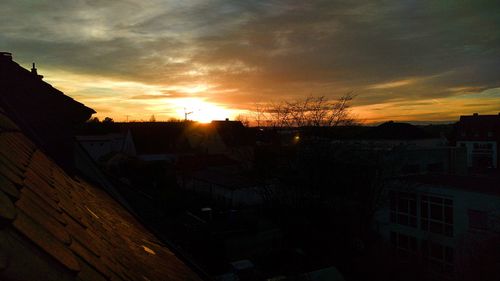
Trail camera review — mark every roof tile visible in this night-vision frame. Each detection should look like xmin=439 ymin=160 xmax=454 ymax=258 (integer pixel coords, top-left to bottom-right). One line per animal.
xmin=19 ymin=186 xmax=66 ymax=225
xmin=69 ymin=239 xmax=111 ymax=279
xmin=0 ymin=134 xmax=32 ymax=167
xmin=0 ymin=154 xmax=26 ymax=178
xmin=76 ymin=258 xmax=108 ymax=281
xmin=21 ymin=181 xmax=62 ymax=213
xmin=24 ymin=169 xmax=60 ymax=203
xmin=0 ymin=106 xmax=202 ymax=280
xmin=15 ymin=195 xmax=71 ymax=245
xmin=13 ymin=211 xmax=81 ymax=272
xmin=0 ymin=174 xmax=20 ymax=199
xmin=0 ymin=190 xmax=17 ymax=224
xmin=62 ymin=212 xmax=102 ymax=257
xmin=0 ymin=162 xmax=24 ymax=186
xmin=0 ymin=59 xmax=203 ymax=280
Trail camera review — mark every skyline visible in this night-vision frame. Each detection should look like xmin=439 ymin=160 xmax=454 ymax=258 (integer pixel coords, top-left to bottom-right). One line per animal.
xmin=1 ymin=0 xmax=499 ymax=123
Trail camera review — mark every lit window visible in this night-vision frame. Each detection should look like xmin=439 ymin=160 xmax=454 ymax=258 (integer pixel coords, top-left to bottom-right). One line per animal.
xmin=390 ymin=191 xmax=417 ymax=227
xmin=421 ymin=195 xmax=453 ymax=237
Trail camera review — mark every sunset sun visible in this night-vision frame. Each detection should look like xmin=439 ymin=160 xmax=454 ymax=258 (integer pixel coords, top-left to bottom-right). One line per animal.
xmin=171 ymin=97 xmax=236 ymax=123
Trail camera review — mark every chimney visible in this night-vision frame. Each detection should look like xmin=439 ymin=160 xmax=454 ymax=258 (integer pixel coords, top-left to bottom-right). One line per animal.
xmin=31 ymin=63 xmax=38 ymax=75
xmin=225 ymin=118 xmax=229 ymax=121
xmin=473 ymin=113 xmax=479 ymax=117
xmin=31 ymin=62 xmax=43 ymax=79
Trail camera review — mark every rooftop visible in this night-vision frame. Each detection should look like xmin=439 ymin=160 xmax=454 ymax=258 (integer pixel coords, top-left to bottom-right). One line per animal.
xmin=0 ymin=107 xmax=201 ymax=281
xmin=0 ymin=54 xmax=95 ymax=171
xmin=455 ymin=113 xmax=500 ymax=141
xmin=0 ymin=53 xmax=202 ymax=281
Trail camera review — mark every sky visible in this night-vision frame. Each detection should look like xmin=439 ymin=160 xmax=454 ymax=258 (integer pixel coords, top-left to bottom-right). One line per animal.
xmin=1 ymin=0 xmax=499 ymax=123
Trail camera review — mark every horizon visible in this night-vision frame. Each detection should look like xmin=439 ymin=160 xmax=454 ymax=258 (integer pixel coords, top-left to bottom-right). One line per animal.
xmin=1 ymin=1 xmax=499 ymax=123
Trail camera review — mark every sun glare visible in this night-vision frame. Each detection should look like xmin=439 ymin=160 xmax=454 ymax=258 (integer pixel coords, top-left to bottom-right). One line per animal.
xmin=171 ymin=98 xmax=235 ymax=123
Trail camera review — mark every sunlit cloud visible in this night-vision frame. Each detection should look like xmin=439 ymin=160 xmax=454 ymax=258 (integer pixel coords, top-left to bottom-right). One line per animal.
xmin=353 ymin=87 xmax=500 ymax=124
xmin=367 ymin=79 xmax=415 ymax=90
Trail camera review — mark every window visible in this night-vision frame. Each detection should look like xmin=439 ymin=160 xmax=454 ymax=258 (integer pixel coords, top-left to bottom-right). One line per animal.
xmin=391 ymin=231 xmax=417 ymax=261
xmin=421 ymin=195 xmax=453 ymax=237
xmin=390 ymin=191 xmax=417 ymax=227
xmin=421 ymin=240 xmax=454 ymax=276
xmin=468 ymin=209 xmax=488 ymax=230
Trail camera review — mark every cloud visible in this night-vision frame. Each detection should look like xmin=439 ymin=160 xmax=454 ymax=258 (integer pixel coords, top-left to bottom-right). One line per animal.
xmin=130 ymin=94 xmax=169 ymax=100
xmin=367 ymin=79 xmax=416 ymax=90
xmin=0 ymin=0 xmax=499 ymax=121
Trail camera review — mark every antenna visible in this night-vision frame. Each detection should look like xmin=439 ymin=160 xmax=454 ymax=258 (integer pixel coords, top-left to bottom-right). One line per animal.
xmin=184 ymin=108 xmax=194 ymax=121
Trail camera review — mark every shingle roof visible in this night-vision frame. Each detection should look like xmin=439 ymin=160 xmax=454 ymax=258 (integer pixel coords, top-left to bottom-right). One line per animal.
xmin=119 ymin=122 xmax=191 ymax=155
xmin=0 ymin=110 xmax=201 ymax=280
xmin=0 ymin=53 xmax=95 ymax=171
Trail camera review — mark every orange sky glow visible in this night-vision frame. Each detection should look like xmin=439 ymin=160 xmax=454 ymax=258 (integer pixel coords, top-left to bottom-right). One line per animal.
xmin=2 ymin=1 xmax=499 ymax=124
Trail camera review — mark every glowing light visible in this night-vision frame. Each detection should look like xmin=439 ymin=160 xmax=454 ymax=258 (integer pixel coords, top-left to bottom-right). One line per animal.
xmin=170 ymin=98 xmax=237 ymax=123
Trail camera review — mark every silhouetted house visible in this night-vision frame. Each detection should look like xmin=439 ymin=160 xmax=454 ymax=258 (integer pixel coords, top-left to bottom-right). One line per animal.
xmin=183 ymin=169 xmax=264 ymax=207
xmin=76 ymin=130 xmax=136 ymax=162
xmin=452 ymin=113 xmax=500 ymax=169
xmin=76 ymin=121 xmax=136 ymax=162
xmin=120 ymin=122 xmax=192 ymax=162
xmin=0 ymin=53 xmax=202 ymax=280
xmin=211 ymin=120 xmax=254 ymax=148
xmin=177 ymin=154 xmax=264 ymax=207
xmin=377 ymin=174 xmax=500 ymax=280
xmin=0 ymin=52 xmax=95 ymax=171
xmin=211 ymin=120 xmax=255 ymax=167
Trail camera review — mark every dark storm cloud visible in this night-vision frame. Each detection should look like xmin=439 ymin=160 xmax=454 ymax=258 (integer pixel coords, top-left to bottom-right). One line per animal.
xmin=1 ymin=0 xmax=499 ymax=112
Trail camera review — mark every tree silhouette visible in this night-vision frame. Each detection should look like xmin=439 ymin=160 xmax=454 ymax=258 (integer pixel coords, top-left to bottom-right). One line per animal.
xmin=253 ymin=93 xmax=355 ymax=127
xmin=103 ymin=117 xmax=114 ymax=123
